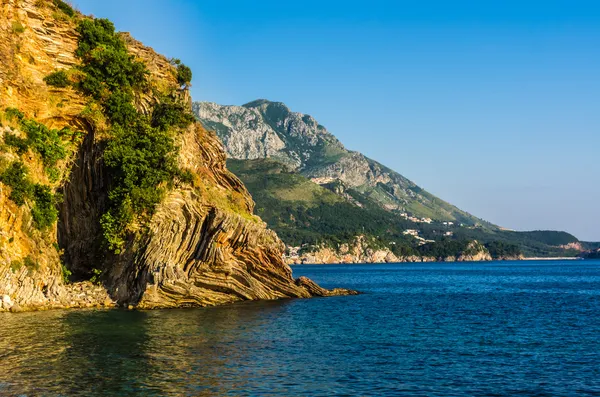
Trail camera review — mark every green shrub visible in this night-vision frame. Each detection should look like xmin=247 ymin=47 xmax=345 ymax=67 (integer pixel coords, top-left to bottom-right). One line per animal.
xmin=151 ymin=98 xmax=195 ymax=131
xmin=176 ymin=64 xmax=192 ymax=87
xmin=4 ymin=110 xmax=79 ymax=182
xmin=0 ymin=162 xmax=59 ymax=229
xmin=44 ymin=70 xmax=70 ymax=88
xmin=23 ymin=256 xmax=39 ymax=272
xmin=4 ymin=113 xmax=71 ymax=169
xmin=31 ymin=184 xmax=59 ymax=229
xmin=80 ymin=103 xmax=105 ymax=128
xmin=4 ymin=107 xmax=24 ymax=121
xmin=19 ymin=118 xmax=67 ymax=167
xmin=177 ymin=169 xmax=194 ymax=185
xmin=46 ymin=167 xmax=61 ymax=183
xmin=103 ymin=91 xmax=137 ymax=126
xmin=89 ymin=268 xmax=102 ymax=285
xmin=0 ymin=161 xmax=34 ymax=206
xmin=53 ymin=0 xmax=75 ymax=17
xmin=61 ymin=263 xmax=72 ymax=283
xmin=75 ymin=18 xmax=147 ymax=98
xmin=4 ymin=132 xmax=29 ymax=154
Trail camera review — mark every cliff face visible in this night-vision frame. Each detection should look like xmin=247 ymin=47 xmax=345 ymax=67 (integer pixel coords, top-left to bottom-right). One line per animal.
xmin=195 ymin=100 xmax=495 ymax=226
xmin=0 ymin=0 xmax=353 ymax=312
xmin=579 ymin=248 xmax=600 ymax=259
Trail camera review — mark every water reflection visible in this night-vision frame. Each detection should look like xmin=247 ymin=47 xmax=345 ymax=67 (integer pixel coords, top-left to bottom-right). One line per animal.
xmin=0 ymin=300 xmax=294 ymax=396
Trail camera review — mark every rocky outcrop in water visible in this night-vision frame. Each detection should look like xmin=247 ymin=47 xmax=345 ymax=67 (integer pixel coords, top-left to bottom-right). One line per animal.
xmin=0 ymin=0 xmax=354 ymax=312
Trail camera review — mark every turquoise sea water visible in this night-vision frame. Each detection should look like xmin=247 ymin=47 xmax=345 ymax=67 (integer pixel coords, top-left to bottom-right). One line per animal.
xmin=1 ymin=260 xmax=599 ymax=396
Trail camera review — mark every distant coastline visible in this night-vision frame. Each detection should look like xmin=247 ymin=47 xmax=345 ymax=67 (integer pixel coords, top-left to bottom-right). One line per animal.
xmin=291 ymin=257 xmax=585 ymax=265
xmin=521 ymin=257 xmax=583 ymax=261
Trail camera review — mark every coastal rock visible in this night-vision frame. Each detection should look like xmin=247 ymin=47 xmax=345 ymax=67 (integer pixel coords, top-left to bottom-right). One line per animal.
xmin=0 ymin=0 xmax=353 ymax=312
xmin=456 ymin=241 xmax=492 ymax=262
xmin=285 ymin=237 xmax=492 ymax=265
xmin=578 ymin=248 xmax=600 ymax=259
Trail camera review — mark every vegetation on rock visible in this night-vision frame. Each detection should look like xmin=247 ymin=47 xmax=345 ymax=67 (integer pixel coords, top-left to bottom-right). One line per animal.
xmin=0 ymin=161 xmax=33 ymax=206
xmin=0 ymin=161 xmax=60 ymax=230
xmin=31 ymin=184 xmax=60 ymax=230
xmin=171 ymin=58 xmax=192 ymax=87
xmin=52 ymin=0 xmax=75 ymax=18
xmin=3 ymin=108 xmax=81 ymax=179
xmin=43 ymin=70 xmax=70 ymax=87
xmin=69 ymin=18 xmax=193 ymax=252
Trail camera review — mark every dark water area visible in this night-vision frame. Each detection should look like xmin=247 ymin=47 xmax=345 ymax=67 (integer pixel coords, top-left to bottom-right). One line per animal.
xmin=1 ymin=260 xmax=599 ymax=396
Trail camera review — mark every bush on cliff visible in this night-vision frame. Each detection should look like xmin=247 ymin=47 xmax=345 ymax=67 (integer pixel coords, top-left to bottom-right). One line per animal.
xmin=43 ymin=70 xmax=70 ymax=88
xmin=53 ymin=0 xmax=75 ymax=18
xmin=171 ymin=58 xmax=193 ymax=87
xmin=75 ymin=18 xmax=147 ymax=99
xmin=3 ymin=110 xmax=77 ymax=180
xmin=0 ymin=161 xmax=34 ymax=206
xmin=177 ymin=64 xmax=192 ymax=87
xmin=0 ymin=161 xmax=59 ymax=230
xmin=31 ymin=184 xmax=60 ymax=230
xmin=73 ymin=17 xmax=194 ymax=253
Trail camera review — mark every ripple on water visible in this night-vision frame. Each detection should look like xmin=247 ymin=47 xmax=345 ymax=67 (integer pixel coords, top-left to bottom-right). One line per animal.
xmin=0 ymin=260 xmax=599 ymax=396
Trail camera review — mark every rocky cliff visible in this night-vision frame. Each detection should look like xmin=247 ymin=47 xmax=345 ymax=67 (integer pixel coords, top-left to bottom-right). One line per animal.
xmin=0 ymin=0 xmax=353 ymax=312
xmin=286 ymin=237 xmax=494 ymax=265
xmin=195 ymin=100 xmax=494 ymax=226
xmin=579 ymin=248 xmax=600 ymax=259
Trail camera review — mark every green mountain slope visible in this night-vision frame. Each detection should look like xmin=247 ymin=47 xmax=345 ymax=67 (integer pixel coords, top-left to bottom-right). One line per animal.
xmin=228 ymin=159 xmax=582 ymax=258
xmin=196 ymin=100 xmax=494 ymax=228
xmin=195 ymin=100 xmax=588 ymax=259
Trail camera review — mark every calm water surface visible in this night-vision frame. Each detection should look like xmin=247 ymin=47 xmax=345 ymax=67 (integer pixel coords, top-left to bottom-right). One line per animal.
xmin=1 ymin=260 xmax=599 ymax=396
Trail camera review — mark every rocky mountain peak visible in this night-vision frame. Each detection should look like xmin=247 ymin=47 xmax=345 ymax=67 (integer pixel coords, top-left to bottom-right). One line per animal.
xmin=195 ymin=100 xmax=492 ymax=226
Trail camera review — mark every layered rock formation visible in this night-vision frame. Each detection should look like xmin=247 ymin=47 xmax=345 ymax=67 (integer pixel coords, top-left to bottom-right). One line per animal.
xmin=0 ymin=0 xmax=354 ymax=312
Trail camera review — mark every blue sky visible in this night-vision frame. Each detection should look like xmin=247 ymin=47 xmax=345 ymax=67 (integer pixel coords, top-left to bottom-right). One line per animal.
xmin=72 ymin=0 xmax=600 ymax=240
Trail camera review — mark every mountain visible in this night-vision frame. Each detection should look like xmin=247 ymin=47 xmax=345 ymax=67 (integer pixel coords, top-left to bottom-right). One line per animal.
xmin=196 ymin=100 xmax=493 ymax=227
xmin=0 ymin=0 xmax=352 ymax=312
xmin=195 ymin=100 xmax=585 ymax=261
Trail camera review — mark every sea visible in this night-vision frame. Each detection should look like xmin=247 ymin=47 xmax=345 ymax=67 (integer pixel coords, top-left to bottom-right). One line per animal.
xmin=0 ymin=260 xmax=599 ymax=396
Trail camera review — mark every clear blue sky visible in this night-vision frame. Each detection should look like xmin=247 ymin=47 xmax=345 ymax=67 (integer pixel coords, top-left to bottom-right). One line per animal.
xmin=72 ymin=0 xmax=600 ymax=241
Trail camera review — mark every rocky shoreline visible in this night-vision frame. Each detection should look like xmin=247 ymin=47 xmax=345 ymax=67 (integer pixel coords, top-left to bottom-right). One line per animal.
xmin=286 ymin=255 xmax=526 ymax=265
xmin=0 ymin=281 xmax=116 ymax=313
xmin=284 ymin=238 xmax=526 ymax=265
xmin=0 ymin=279 xmax=357 ymax=313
